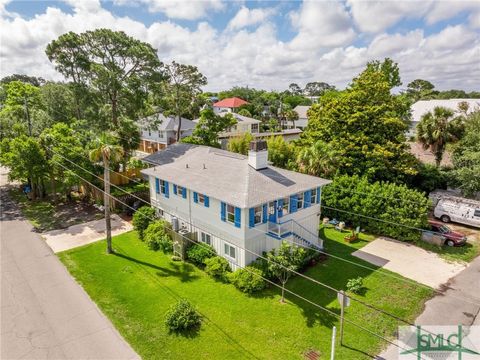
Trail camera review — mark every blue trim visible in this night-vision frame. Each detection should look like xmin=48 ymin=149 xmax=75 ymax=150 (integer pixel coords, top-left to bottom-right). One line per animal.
xmin=182 ymin=187 xmax=187 ymax=199
xmin=193 ymin=192 xmax=198 ymax=203
xmin=234 ymin=207 xmax=241 ymax=228
xmin=204 ymin=195 xmax=209 ymax=207
xmin=155 ymin=178 xmax=160 ymax=194
xmin=173 ymin=184 xmax=177 ymax=195
xmin=266 ymin=231 xmax=292 ymax=240
xmin=278 ymin=198 xmax=283 ymax=218
xmin=221 ymin=202 xmax=226 ymax=222
xmin=262 ymin=204 xmax=267 ymax=223
xmin=164 ymin=181 xmax=169 ymax=198
xmin=317 ymin=187 xmax=321 ymax=204
xmin=249 ymin=208 xmax=255 ymax=228
xmin=304 ymin=190 xmax=311 ymax=208
xmin=290 ymin=194 xmax=297 ymax=213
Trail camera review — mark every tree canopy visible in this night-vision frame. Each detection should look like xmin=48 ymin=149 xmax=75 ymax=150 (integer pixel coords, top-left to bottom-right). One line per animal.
xmin=303 ymin=59 xmax=417 ymax=183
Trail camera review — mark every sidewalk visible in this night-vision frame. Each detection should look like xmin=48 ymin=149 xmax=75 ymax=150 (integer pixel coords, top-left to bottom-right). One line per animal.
xmin=43 ymin=214 xmax=133 ymax=253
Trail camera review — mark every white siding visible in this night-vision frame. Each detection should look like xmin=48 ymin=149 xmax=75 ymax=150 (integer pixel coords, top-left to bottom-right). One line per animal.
xmin=148 ymin=175 xmax=323 ymax=268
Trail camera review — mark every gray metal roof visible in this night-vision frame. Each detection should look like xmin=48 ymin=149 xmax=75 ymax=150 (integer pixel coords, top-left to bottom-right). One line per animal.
xmin=138 ymin=113 xmax=196 ymax=131
xmin=141 ymin=143 xmax=331 ymax=208
xmin=294 ymin=105 xmax=311 ymax=119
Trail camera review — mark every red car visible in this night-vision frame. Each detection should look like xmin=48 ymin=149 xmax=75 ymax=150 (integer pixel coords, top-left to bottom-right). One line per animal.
xmin=428 ymin=220 xmax=467 ymax=247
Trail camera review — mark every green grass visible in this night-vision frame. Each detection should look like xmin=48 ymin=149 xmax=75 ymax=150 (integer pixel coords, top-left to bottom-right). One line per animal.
xmin=58 ymin=228 xmax=432 ymax=360
xmin=413 ymin=239 xmax=480 ymax=263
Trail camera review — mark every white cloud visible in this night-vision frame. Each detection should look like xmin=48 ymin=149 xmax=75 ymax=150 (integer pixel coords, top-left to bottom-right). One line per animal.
xmin=112 ymin=0 xmax=224 ymax=20
xmin=227 ymin=6 xmax=275 ymax=30
xmin=425 ymin=1 xmax=479 ymax=25
xmin=289 ymin=1 xmax=356 ymax=50
xmin=347 ymin=0 xmax=429 ymax=33
xmin=0 ymin=0 xmax=479 ymax=92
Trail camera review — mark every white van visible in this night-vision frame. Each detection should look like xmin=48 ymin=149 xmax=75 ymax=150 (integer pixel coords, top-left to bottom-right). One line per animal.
xmin=434 ymin=196 xmax=480 ymax=228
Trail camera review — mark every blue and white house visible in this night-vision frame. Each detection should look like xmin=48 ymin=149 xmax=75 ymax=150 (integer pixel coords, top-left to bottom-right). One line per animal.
xmin=141 ymin=141 xmax=331 ymax=269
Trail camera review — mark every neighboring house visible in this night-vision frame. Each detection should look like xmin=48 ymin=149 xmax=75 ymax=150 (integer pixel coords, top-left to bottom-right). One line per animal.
xmin=289 ymin=105 xmax=311 ymax=129
xmin=219 ymin=112 xmax=261 ymax=135
xmin=408 ymin=99 xmax=480 ymax=137
xmin=138 ymin=113 xmax=195 ymax=154
xmin=213 ymin=97 xmax=249 ymax=114
xmin=193 ymin=112 xmax=261 ymax=137
xmin=141 ymin=141 xmax=331 ymax=269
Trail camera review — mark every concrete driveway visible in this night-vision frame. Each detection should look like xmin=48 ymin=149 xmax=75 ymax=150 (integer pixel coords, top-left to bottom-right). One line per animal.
xmin=43 ymin=214 xmax=133 ymax=253
xmin=353 ymin=237 xmax=466 ymax=289
xmin=377 ymin=256 xmax=480 ymax=359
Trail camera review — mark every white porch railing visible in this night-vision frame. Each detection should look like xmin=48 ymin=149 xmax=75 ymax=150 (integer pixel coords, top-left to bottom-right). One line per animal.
xmin=267 ymin=219 xmax=323 ymax=250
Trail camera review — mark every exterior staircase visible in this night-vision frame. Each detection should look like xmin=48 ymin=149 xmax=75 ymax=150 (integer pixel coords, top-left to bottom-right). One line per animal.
xmin=267 ymin=219 xmax=323 ymax=250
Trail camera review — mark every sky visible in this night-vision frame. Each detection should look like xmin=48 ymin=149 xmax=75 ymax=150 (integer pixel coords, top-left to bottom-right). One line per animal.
xmin=1 ymin=0 xmax=479 ymax=92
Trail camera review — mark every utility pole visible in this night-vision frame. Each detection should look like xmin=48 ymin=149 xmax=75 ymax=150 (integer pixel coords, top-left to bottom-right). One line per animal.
xmin=330 ymin=326 xmax=336 ymax=360
xmin=24 ymin=96 xmax=32 ymax=136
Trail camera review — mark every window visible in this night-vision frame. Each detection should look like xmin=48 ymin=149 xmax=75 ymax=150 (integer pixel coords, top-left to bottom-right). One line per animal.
xmin=148 ymin=129 xmax=151 ymax=136
xmin=176 ymin=185 xmax=185 ymax=197
xmin=227 ymin=204 xmax=235 ymax=224
xmin=158 ymin=131 xmax=164 ymax=138
xmin=474 ymin=209 xmax=480 ymax=217
xmin=269 ymin=202 xmax=275 ymax=215
xmin=311 ymin=188 xmax=317 ymax=204
xmin=224 ymin=243 xmax=236 ymax=260
xmin=160 ymin=180 xmax=167 ymax=194
xmin=251 ymin=124 xmax=259 ymax=133
xmin=201 ymin=232 xmax=211 ymax=245
xmin=282 ymin=197 xmax=289 ymax=215
xmin=297 ymin=193 xmax=304 ymax=209
xmin=198 ymin=193 xmax=205 ymax=205
xmin=254 ymin=206 xmax=262 ymax=225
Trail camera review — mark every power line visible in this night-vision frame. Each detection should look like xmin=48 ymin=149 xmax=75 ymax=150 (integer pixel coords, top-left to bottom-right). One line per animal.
xmin=48 ymin=147 xmax=480 ymax=332
xmin=49 ymin=145 xmax=480 ymax=308
xmin=49 ymin=157 xmax=432 ymax=359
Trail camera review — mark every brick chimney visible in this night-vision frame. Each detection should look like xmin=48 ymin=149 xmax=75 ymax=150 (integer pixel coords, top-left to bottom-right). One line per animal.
xmin=248 ymin=140 xmax=268 ymax=170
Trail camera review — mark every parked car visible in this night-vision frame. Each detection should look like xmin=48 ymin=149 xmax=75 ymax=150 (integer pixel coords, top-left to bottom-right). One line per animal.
xmin=428 ymin=220 xmax=467 ymax=247
xmin=433 ymin=196 xmax=480 ymax=228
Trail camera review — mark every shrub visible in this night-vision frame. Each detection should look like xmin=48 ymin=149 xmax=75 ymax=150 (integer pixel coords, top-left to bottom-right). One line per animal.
xmin=186 ymin=243 xmax=216 ymax=266
xmin=346 ymin=277 xmax=364 ymax=294
xmin=228 ymin=267 xmax=266 ymax=294
xmin=204 ymin=256 xmax=230 ymax=280
xmin=144 ymin=220 xmax=172 ymax=252
xmin=132 ymin=206 xmax=156 ymax=240
xmin=322 ymin=175 xmax=430 ymax=242
xmin=164 ymin=299 xmax=201 ymax=332
xmin=250 ymin=255 xmax=274 ymax=280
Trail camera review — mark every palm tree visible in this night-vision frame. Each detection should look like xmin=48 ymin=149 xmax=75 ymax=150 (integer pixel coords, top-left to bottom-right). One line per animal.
xmin=297 ymin=140 xmax=337 ymax=178
xmin=285 ymin=109 xmax=299 ymax=129
xmin=417 ymin=106 xmax=464 ymax=167
xmin=89 ymin=134 xmax=123 ymax=254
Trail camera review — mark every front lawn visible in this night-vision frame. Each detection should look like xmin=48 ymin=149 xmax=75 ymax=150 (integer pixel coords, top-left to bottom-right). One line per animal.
xmin=58 ymin=229 xmax=432 ymax=359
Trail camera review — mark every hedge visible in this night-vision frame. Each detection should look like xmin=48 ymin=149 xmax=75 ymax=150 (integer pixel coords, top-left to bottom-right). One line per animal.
xmin=322 ymin=175 xmax=430 ymax=241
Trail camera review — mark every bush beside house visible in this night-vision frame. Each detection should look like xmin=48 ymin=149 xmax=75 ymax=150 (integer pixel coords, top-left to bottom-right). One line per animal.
xmin=228 ymin=267 xmax=266 ymax=293
xmin=132 ymin=206 xmax=156 ymax=240
xmin=204 ymin=256 xmax=231 ymax=280
xmin=186 ymin=243 xmax=216 ymax=266
xmin=144 ymin=220 xmax=172 ymax=252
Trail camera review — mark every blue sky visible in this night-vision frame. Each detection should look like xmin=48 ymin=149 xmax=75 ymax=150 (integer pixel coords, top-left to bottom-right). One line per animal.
xmin=1 ymin=0 xmax=479 ymax=91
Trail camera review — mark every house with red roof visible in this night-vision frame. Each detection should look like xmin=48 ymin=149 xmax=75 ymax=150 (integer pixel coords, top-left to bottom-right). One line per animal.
xmin=213 ymin=97 xmax=249 ymax=114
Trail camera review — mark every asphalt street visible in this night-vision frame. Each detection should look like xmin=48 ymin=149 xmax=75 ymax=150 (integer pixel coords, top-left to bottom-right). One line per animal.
xmin=0 ymin=167 xmax=139 ymax=359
